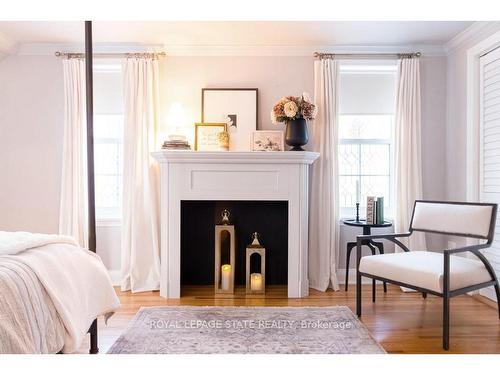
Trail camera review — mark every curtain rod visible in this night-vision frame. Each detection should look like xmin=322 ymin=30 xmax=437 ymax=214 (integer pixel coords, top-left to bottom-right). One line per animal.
xmin=54 ymin=51 xmax=166 ymax=59
xmin=313 ymin=52 xmax=421 ymax=59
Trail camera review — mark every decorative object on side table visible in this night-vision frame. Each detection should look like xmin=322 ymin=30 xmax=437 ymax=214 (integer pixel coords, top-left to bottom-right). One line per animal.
xmin=202 ymin=88 xmax=258 ymax=151
xmin=246 ymin=232 xmax=266 ymax=295
xmin=366 ymin=196 xmax=385 ymax=225
xmin=271 ymin=93 xmax=317 ymax=151
xmin=194 ymin=122 xmax=227 ymax=151
xmin=214 ymin=209 xmax=235 ymax=295
xmin=251 ymin=130 xmax=284 ymax=151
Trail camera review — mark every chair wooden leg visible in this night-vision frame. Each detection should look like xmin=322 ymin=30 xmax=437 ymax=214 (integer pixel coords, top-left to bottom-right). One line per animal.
xmin=443 ymin=252 xmax=450 ymax=351
xmin=371 ymin=241 xmax=387 ymax=293
xmin=443 ymin=294 xmax=450 ymax=350
xmin=494 ymin=282 xmax=500 ymax=319
xmin=356 ymin=241 xmax=362 ymax=317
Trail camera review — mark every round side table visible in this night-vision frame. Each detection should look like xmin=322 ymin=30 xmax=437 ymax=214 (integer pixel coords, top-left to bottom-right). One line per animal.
xmin=343 ymin=219 xmax=392 ymax=292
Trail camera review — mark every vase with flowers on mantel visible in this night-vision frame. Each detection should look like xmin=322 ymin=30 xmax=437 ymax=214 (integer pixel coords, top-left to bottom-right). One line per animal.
xmin=271 ymin=93 xmax=317 ymax=151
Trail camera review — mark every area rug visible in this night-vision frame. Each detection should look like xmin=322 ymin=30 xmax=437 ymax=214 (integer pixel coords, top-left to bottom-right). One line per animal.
xmin=107 ymin=306 xmax=385 ymax=354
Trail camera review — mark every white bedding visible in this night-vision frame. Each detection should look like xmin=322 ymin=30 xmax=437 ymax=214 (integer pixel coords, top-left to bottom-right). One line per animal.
xmin=0 ymin=231 xmax=121 ymax=353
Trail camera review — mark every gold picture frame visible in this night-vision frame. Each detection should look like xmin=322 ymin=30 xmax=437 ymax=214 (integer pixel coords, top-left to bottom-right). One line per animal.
xmin=194 ymin=122 xmax=227 ymax=151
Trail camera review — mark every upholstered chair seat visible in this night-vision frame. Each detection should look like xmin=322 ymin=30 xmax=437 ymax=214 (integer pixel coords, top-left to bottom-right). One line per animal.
xmin=359 ymin=251 xmax=492 ymax=293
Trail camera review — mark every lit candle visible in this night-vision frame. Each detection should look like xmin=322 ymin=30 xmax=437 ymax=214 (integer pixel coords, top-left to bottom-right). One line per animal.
xmin=250 ymin=273 xmax=263 ymax=291
xmin=221 ymin=264 xmax=232 ymax=290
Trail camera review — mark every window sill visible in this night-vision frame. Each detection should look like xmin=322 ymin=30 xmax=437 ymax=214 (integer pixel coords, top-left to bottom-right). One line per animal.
xmin=96 ymin=218 xmax=122 ymax=227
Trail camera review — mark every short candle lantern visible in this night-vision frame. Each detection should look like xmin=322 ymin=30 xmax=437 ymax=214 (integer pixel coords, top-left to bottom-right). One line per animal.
xmin=246 ymin=232 xmax=266 ymax=295
xmin=214 ymin=209 xmax=235 ymax=294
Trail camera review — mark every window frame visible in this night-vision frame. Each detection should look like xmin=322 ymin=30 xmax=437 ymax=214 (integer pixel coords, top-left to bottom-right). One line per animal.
xmin=93 ymin=62 xmax=124 ymax=226
xmin=338 ymin=61 xmax=397 ymax=220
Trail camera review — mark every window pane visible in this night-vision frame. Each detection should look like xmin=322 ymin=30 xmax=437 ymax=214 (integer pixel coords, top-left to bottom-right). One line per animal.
xmin=94 ymin=143 xmax=120 ymax=175
xmin=360 ymin=144 xmax=390 ymax=175
xmin=95 ymin=175 xmax=120 ymax=208
xmin=94 ymin=114 xmax=123 ymax=139
xmin=339 ymin=175 xmax=359 ymax=208
xmin=339 ymin=144 xmax=359 ymax=176
xmin=339 ymin=115 xmax=393 ymax=140
xmin=360 ymin=176 xmax=390 ymax=205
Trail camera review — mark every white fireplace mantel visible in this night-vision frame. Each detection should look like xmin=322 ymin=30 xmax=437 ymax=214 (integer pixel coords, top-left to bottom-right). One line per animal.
xmin=151 ymin=150 xmax=319 ymax=298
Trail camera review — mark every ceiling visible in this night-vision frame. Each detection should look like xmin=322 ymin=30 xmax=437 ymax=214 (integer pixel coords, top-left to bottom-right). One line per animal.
xmin=0 ymin=21 xmax=474 ymax=55
xmin=0 ymin=21 xmax=473 ymax=45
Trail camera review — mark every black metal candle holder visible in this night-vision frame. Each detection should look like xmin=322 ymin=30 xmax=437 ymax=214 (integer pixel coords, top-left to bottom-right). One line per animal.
xmin=356 ymin=203 xmax=360 ymax=222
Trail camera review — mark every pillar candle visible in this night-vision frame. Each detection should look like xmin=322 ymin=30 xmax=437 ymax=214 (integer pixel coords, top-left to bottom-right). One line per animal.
xmin=250 ymin=273 xmax=263 ymax=291
xmin=221 ymin=264 xmax=232 ymax=290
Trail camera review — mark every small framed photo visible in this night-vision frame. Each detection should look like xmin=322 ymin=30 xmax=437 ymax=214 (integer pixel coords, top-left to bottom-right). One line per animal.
xmin=251 ymin=131 xmax=284 ymax=152
xmin=195 ymin=123 xmax=227 ymax=151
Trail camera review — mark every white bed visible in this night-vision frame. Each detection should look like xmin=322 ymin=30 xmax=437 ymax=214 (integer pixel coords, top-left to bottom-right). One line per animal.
xmin=0 ymin=231 xmax=120 ymax=353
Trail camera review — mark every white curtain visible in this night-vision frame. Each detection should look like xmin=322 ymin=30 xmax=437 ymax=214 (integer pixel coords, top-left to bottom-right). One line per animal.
xmin=309 ymin=58 xmax=340 ymax=291
xmin=121 ymin=57 xmax=161 ymax=292
xmin=59 ymin=58 xmax=88 ymax=248
xmin=394 ymin=57 xmax=426 ymax=251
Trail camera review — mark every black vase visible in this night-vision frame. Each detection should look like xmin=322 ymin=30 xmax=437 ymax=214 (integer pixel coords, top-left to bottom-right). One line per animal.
xmin=285 ymin=118 xmax=309 ymax=151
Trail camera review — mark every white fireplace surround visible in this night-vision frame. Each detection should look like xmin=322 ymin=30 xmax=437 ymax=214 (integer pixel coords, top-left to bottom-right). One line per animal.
xmin=151 ymin=151 xmax=320 ymax=298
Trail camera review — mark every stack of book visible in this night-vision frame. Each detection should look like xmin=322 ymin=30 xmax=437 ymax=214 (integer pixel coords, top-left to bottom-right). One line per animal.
xmin=366 ymin=196 xmax=384 ymax=225
xmin=162 ymin=140 xmax=191 ymax=150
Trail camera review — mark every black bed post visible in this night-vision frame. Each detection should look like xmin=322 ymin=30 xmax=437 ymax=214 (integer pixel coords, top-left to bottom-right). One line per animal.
xmin=85 ymin=20 xmax=99 ymax=355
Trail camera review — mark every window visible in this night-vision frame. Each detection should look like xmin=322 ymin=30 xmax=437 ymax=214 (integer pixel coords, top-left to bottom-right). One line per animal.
xmin=93 ymin=63 xmax=124 ymax=221
xmin=338 ymin=62 xmax=397 ymax=218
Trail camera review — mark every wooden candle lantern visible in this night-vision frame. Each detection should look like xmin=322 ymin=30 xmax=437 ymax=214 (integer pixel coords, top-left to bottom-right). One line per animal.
xmin=215 ymin=209 xmax=235 ymax=295
xmin=246 ymin=232 xmax=266 ymax=295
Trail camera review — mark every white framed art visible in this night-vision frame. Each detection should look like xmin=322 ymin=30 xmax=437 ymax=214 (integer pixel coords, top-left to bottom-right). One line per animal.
xmin=251 ymin=131 xmax=284 ymax=151
xmin=202 ymin=88 xmax=258 ymax=151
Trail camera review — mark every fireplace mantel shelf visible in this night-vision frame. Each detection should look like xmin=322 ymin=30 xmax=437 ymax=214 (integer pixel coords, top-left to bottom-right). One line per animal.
xmin=152 ymin=149 xmax=320 ymax=299
xmin=152 ymin=150 xmax=319 ymax=164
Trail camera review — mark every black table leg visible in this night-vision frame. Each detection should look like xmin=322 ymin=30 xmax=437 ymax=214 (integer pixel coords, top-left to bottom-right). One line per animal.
xmin=345 ymin=242 xmax=357 ymax=291
xmin=371 ymin=241 xmax=388 ymax=293
xmin=367 ymin=242 xmax=377 ymax=302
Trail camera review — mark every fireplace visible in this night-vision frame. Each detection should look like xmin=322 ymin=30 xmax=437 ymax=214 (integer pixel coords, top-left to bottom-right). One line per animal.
xmin=180 ymin=201 xmax=288 ymax=290
xmin=152 ymin=150 xmax=319 ymax=298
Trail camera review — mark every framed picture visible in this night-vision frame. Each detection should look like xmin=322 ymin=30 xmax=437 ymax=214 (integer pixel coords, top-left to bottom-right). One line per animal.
xmin=251 ymin=131 xmax=284 ymax=152
xmin=194 ymin=123 xmax=227 ymax=151
xmin=202 ymin=88 xmax=258 ymax=151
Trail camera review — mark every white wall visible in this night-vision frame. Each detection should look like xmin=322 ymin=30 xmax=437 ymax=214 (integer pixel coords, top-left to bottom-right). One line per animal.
xmin=159 ymin=56 xmax=314 ymax=141
xmin=0 ymin=52 xmax=448 ymax=278
xmin=0 ymin=56 xmax=64 ymax=233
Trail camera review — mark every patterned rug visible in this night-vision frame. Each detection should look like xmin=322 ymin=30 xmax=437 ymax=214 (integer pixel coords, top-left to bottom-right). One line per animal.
xmin=107 ymin=306 xmax=385 ymax=354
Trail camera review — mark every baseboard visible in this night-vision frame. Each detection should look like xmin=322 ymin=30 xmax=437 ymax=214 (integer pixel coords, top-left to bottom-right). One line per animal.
xmin=336 ymin=269 xmax=385 ymax=285
xmin=108 ymin=269 xmax=121 ymax=286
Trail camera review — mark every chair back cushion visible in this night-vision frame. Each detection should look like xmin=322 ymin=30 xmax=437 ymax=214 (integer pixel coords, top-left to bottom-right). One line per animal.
xmin=410 ymin=201 xmax=496 ymax=239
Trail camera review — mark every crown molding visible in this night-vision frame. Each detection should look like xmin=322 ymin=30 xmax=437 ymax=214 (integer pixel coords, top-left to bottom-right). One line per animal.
xmin=163 ymin=43 xmax=445 ymax=57
xmin=15 ymin=42 xmax=164 ymax=56
xmin=444 ymin=21 xmax=500 ymax=55
xmin=11 ymin=42 xmax=445 ymax=58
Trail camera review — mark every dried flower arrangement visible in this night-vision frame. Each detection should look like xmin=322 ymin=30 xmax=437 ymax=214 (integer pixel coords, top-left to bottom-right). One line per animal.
xmin=271 ymin=93 xmax=317 ymax=124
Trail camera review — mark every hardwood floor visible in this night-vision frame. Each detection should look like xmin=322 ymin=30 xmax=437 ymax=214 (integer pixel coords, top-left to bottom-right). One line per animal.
xmin=83 ymin=284 xmax=500 ymax=354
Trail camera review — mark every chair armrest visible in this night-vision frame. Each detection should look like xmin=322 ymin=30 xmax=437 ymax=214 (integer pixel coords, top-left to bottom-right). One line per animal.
xmin=443 ymin=243 xmax=490 ymax=254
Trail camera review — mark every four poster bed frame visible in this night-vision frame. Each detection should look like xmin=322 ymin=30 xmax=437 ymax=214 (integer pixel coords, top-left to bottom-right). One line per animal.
xmin=84 ymin=20 xmax=99 ymax=355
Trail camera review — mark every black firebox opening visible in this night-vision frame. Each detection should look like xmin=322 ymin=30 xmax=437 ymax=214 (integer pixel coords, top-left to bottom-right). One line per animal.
xmin=180 ymin=200 xmax=288 ymax=286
